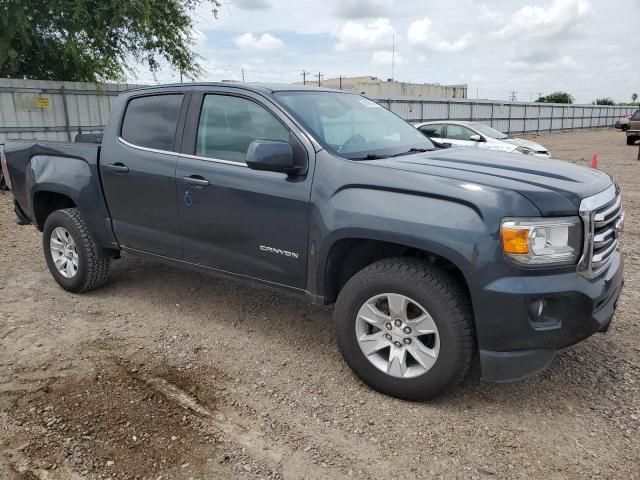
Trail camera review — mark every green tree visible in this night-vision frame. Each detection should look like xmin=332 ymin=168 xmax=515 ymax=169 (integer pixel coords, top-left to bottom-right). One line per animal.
xmin=633 ymin=93 xmax=638 ymax=104
xmin=0 ymin=0 xmax=220 ymax=82
xmin=593 ymin=97 xmax=615 ymax=105
xmin=535 ymin=92 xmax=574 ymax=104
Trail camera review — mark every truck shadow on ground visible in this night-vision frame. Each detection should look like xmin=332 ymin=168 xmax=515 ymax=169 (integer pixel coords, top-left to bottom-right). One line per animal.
xmin=96 ymin=254 xmax=628 ymax=411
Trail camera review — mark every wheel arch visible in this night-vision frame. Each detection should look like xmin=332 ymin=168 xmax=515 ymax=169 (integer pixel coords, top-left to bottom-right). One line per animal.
xmin=32 ymin=190 xmax=77 ymax=230
xmin=320 ymin=235 xmax=472 ymax=307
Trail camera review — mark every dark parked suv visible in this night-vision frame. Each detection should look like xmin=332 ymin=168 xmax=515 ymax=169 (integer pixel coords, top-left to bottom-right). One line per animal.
xmin=1 ymin=83 xmax=624 ymax=400
xmin=627 ymin=110 xmax=640 ymax=145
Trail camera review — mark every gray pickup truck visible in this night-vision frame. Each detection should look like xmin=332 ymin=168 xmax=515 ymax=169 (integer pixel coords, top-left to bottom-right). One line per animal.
xmin=1 ymin=83 xmax=625 ymax=400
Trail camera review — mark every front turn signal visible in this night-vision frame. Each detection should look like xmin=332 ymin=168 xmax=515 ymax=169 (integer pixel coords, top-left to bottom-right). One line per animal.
xmin=501 ymin=227 xmax=530 ymax=255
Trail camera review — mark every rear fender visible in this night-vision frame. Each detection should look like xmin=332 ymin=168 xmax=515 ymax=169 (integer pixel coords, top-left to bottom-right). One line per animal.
xmin=28 ymin=155 xmax=119 ymax=251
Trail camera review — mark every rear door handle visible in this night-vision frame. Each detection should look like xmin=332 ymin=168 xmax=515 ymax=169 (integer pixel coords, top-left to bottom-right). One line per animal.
xmin=182 ymin=175 xmax=210 ymax=187
xmin=105 ymin=163 xmax=129 ymax=173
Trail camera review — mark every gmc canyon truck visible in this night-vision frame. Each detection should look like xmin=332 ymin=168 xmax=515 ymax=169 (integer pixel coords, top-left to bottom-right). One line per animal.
xmin=0 ymin=83 xmax=625 ymax=400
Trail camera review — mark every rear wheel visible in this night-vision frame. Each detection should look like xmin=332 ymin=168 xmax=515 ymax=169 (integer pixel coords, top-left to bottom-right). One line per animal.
xmin=43 ymin=208 xmax=110 ymax=293
xmin=334 ymin=258 xmax=475 ymax=401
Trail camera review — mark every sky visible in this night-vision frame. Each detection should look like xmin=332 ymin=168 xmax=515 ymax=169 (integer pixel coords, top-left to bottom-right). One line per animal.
xmin=134 ymin=0 xmax=640 ymax=104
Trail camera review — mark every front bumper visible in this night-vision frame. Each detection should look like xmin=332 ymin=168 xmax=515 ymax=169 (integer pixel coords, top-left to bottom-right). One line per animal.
xmin=468 ymin=250 xmax=623 ymax=382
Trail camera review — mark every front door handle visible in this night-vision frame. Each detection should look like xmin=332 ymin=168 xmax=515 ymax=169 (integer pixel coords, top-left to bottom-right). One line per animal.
xmin=105 ymin=163 xmax=129 ymax=173
xmin=182 ymin=175 xmax=210 ymax=187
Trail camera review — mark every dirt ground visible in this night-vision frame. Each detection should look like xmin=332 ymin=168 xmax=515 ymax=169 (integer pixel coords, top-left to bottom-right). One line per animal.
xmin=1 ymin=128 xmax=639 ymax=480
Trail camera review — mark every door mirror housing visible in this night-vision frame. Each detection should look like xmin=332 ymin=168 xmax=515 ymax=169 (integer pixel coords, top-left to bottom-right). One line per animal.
xmin=246 ymin=140 xmax=297 ymax=174
xmin=469 ymin=134 xmax=484 ymax=142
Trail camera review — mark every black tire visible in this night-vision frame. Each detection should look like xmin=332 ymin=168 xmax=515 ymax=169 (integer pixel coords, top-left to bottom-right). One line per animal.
xmin=43 ymin=208 xmax=110 ymax=293
xmin=627 ymin=136 xmax=637 ymax=146
xmin=334 ymin=258 xmax=475 ymax=401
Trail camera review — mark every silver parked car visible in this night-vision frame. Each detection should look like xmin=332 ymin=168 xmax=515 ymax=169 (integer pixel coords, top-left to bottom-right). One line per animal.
xmin=415 ymin=121 xmax=550 ymax=158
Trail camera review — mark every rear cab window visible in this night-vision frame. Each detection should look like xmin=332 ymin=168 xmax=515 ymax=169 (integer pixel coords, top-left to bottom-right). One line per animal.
xmin=121 ymin=94 xmax=183 ymax=151
xmin=631 ymin=110 xmax=640 ymax=121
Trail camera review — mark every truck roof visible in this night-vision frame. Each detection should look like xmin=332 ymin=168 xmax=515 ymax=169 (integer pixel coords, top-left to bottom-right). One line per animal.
xmin=126 ymin=82 xmax=343 ymax=95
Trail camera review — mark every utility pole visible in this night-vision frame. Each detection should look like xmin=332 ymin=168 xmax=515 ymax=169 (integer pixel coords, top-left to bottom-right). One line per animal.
xmin=316 ymin=72 xmax=323 ymax=87
xmin=179 ymin=69 xmax=183 ymax=83
xmin=241 ymin=68 xmax=245 ymax=82
xmin=536 ymin=92 xmax=543 ymax=101
xmin=339 ymin=76 xmax=342 ymax=90
xmin=300 ymin=70 xmax=308 ymax=85
xmin=391 ymin=32 xmax=395 ymax=81
xmin=509 ymin=91 xmax=517 ymax=102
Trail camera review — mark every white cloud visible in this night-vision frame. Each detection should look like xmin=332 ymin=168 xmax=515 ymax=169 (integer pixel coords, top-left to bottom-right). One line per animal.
xmin=407 ymin=18 xmax=471 ymax=52
xmin=335 ymin=18 xmax=397 ymax=51
xmin=506 ymin=55 xmax=580 ymax=73
xmin=234 ymin=0 xmax=271 ymax=10
xmin=491 ymin=0 xmax=591 ymax=40
xmin=334 ymin=0 xmax=395 ymax=19
xmin=371 ymin=50 xmax=404 ymax=66
xmin=233 ymin=33 xmax=284 ymax=51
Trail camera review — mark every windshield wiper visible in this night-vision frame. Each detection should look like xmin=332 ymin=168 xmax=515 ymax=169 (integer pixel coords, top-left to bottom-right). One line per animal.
xmin=348 ymin=154 xmax=390 ymax=160
xmin=389 ymin=148 xmax=432 ymax=158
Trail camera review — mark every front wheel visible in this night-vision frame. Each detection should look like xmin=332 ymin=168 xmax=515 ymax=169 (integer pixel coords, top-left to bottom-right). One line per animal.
xmin=43 ymin=208 xmax=111 ymax=293
xmin=333 ymin=258 xmax=475 ymax=401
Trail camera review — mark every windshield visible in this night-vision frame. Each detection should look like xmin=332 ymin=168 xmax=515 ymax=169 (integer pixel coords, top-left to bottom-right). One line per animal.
xmin=274 ymin=91 xmax=434 ymax=159
xmin=469 ymin=123 xmax=509 ymax=140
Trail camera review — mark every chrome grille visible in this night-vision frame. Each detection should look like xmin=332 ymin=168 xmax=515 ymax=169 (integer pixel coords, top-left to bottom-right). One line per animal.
xmin=577 ymin=184 xmax=624 ymax=278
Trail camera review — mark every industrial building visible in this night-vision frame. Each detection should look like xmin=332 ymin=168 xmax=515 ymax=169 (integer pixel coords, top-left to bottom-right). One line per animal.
xmin=302 ymin=76 xmax=467 ymax=99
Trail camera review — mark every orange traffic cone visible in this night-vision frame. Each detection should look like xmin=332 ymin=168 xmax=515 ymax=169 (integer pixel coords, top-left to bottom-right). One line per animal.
xmin=591 ymin=154 xmax=598 ymax=169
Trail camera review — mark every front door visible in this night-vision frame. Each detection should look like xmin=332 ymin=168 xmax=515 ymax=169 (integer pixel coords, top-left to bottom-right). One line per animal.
xmin=100 ymin=93 xmax=185 ymax=258
xmin=443 ymin=124 xmax=479 ymax=148
xmin=176 ymin=92 xmax=313 ymax=289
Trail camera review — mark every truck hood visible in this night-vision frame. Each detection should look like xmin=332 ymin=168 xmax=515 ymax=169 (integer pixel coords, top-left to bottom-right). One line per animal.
xmin=368 ymin=148 xmax=612 ymax=216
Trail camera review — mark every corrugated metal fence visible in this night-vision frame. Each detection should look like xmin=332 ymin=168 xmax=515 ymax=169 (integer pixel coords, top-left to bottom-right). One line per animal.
xmin=0 ymin=78 xmax=636 ymax=141
xmin=377 ymin=97 xmax=636 ymax=134
xmin=0 ymin=78 xmax=141 ymax=142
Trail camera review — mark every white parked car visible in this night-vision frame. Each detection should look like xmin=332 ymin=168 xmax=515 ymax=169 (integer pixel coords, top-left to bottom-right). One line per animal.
xmin=414 ymin=121 xmax=550 ymax=158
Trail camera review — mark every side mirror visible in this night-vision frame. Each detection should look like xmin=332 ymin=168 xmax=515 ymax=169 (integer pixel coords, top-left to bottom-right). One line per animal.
xmin=469 ymin=134 xmax=484 ymax=142
xmin=246 ymin=140 xmax=297 ymax=174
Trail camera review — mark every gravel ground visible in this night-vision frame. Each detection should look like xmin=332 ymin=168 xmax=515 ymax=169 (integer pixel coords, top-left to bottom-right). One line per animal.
xmin=1 ymin=128 xmax=639 ymax=479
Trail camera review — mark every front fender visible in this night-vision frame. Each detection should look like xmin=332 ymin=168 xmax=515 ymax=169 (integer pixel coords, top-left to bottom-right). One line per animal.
xmin=307 ymin=151 xmax=541 ymax=299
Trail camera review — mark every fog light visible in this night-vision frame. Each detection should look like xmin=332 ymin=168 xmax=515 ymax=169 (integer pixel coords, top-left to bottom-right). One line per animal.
xmin=528 ymin=298 xmax=546 ymax=322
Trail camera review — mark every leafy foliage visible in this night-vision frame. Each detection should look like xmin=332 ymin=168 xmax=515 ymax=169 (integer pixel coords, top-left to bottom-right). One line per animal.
xmin=535 ymin=92 xmax=574 ymax=104
xmin=0 ymin=0 xmax=220 ymax=82
xmin=633 ymin=93 xmax=638 ymax=104
xmin=593 ymin=97 xmax=615 ymax=105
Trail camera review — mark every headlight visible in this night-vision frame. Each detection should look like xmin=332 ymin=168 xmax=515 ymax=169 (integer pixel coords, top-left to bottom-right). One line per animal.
xmin=501 ymin=217 xmax=582 ymax=266
xmin=515 ymin=146 xmax=537 ymax=155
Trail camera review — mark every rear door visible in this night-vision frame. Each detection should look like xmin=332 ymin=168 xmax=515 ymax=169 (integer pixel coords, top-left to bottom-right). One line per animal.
xmin=175 ymin=89 xmax=314 ymax=289
xmin=418 ymin=124 xmax=444 ymax=141
xmin=100 ymin=92 xmax=187 ymax=258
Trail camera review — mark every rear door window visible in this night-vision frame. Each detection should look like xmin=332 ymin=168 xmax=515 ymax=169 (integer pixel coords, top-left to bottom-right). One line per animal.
xmin=419 ymin=124 xmax=443 ymax=138
xmin=195 ymin=95 xmax=290 ymax=163
xmin=121 ymin=94 xmax=183 ymax=151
